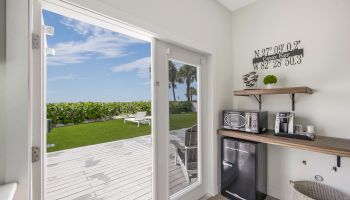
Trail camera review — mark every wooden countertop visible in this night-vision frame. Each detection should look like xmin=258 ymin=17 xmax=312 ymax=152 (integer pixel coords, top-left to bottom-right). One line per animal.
xmin=218 ymin=129 xmax=350 ymax=157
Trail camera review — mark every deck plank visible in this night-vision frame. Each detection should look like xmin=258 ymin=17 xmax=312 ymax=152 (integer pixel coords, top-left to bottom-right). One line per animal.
xmin=47 ymin=134 xmax=197 ymax=200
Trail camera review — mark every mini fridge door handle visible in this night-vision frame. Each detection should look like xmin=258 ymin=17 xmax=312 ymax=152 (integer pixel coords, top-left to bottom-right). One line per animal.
xmin=222 ymin=161 xmax=233 ymax=167
xmin=225 ymin=190 xmax=247 ymax=200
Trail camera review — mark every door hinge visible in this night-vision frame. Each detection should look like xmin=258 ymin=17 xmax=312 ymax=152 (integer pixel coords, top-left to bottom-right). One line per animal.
xmin=32 ymin=33 xmax=40 ymax=50
xmin=154 ymin=81 xmax=160 ymax=87
xmin=32 ymin=146 xmax=40 ymax=163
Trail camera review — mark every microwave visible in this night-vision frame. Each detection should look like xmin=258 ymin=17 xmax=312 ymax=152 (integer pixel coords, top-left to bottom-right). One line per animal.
xmin=223 ymin=110 xmax=268 ymax=133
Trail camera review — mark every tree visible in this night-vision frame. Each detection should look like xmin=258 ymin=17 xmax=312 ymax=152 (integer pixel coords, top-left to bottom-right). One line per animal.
xmin=188 ymin=87 xmax=197 ymax=102
xmin=178 ymin=64 xmax=197 ymax=103
xmin=168 ymin=61 xmax=179 ymax=101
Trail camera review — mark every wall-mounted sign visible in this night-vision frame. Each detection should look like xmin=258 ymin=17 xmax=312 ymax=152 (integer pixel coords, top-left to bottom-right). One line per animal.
xmin=253 ymin=40 xmax=304 ymax=70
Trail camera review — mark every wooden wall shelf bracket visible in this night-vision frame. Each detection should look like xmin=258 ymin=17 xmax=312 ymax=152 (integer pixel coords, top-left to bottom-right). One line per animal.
xmin=234 ymin=87 xmax=312 ymax=111
xmin=253 ymin=93 xmax=295 ymax=111
xmin=290 ymin=93 xmax=295 ymax=111
xmin=253 ymin=95 xmax=262 ymax=110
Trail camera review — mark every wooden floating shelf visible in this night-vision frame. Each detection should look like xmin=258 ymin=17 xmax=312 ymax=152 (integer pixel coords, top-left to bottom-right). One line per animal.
xmin=234 ymin=86 xmax=313 ymax=96
xmin=218 ymin=129 xmax=350 ymax=158
xmin=233 ymin=86 xmax=313 ymax=111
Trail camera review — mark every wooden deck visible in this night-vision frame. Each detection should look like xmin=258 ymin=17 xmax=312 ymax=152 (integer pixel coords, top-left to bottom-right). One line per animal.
xmin=47 ymin=130 xmax=196 ymax=200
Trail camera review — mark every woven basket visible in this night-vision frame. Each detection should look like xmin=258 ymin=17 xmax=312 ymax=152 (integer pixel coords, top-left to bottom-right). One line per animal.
xmin=291 ymin=181 xmax=349 ymax=200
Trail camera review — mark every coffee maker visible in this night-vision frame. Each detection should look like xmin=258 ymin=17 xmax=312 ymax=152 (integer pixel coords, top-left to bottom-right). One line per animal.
xmin=275 ymin=112 xmax=294 ymax=134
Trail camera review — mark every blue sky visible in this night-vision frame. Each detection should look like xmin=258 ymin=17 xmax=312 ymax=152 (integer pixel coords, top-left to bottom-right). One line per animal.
xmin=44 ymin=10 xmax=194 ymax=103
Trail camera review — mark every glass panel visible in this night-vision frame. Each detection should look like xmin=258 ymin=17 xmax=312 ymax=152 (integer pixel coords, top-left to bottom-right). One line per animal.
xmin=168 ymin=60 xmax=198 ymax=196
xmin=44 ymin=10 xmax=153 ymax=200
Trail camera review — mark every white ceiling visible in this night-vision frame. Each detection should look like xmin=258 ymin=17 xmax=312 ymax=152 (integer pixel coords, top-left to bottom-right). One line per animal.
xmin=216 ymin=0 xmax=256 ymax=12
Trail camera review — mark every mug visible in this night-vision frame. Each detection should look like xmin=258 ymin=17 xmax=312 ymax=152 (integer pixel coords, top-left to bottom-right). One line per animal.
xmin=306 ymin=125 xmax=315 ymax=133
xmin=295 ymin=124 xmax=304 ymax=133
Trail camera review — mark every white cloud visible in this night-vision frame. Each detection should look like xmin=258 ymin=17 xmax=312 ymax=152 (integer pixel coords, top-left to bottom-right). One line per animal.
xmin=47 ymin=16 xmax=147 ymax=66
xmin=60 ymin=17 xmax=102 ymax=36
xmin=48 ymin=74 xmax=83 ymax=82
xmin=111 ymin=57 xmax=151 ymax=78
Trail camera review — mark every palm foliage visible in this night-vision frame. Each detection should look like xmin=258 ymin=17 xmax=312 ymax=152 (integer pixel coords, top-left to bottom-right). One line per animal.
xmin=169 ymin=61 xmax=180 ymax=101
xmin=188 ymin=87 xmax=197 ymax=102
xmin=178 ymin=64 xmax=197 ymax=102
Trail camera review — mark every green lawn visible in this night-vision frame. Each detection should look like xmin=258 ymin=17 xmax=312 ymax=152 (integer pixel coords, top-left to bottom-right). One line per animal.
xmin=47 ymin=112 xmax=197 ymax=152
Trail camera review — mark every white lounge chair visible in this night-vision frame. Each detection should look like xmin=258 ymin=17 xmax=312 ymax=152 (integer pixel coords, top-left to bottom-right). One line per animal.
xmin=123 ymin=112 xmax=150 ymax=127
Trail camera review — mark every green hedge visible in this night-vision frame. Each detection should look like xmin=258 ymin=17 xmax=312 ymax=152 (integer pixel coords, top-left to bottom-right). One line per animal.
xmin=169 ymin=101 xmax=192 ymax=114
xmin=47 ymin=101 xmax=192 ymax=125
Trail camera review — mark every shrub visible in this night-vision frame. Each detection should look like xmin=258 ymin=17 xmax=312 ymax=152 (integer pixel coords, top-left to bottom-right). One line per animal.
xmin=169 ymin=101 xmax=193 ymax=114
xmin=263 ymin=75 xmax=277 ymax=85
xmin=47 ymin=101 xmax=192 ymax=125
xmin=47 ymin=101 xmax=151 ymax=125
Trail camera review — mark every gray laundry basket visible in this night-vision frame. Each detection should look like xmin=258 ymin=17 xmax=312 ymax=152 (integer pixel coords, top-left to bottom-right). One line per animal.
xmin=290 ymin=181 xmax=349 ymax=200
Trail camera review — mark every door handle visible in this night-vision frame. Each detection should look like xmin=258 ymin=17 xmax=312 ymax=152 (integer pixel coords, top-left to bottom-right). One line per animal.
xmin=222 ymin=161 xmax=232 ymax=167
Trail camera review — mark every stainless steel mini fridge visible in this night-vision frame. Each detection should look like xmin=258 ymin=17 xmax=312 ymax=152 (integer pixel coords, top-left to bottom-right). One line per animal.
xmin=221 ymin=137 xmax=267 ymax=200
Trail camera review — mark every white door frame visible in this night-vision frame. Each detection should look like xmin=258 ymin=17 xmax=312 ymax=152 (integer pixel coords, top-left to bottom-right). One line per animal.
xmin=32 ymin=2 xmax=156 ymax=199
xmin=31 ymin=0 xmax=45 ymax=200
xmin=30 ymin=1 xmax=217 ymax=199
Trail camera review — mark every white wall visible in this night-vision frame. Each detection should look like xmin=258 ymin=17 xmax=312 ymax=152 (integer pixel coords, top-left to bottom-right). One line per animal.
xmin=232 ymin=0 xmax=350 ymax=199
xmin=0 ymin=0 xmax=6 ymax=185
xmin=5 ymin=0 xmax=31 ymax=199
